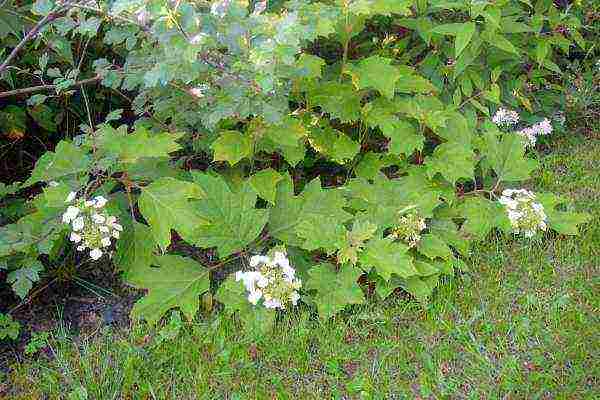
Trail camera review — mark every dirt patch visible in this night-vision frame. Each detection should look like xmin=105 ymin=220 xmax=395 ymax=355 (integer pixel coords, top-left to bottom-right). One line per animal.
xmin=0 ymin=261 xmax=142 ymax=372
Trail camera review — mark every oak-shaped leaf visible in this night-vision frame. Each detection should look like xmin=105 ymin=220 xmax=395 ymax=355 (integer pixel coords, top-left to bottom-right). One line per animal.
xmin=359 ymin=236 xmax=417 ymax=280
xmin=138 ymin=177 xmax=206 ymax=251
xmin=190 ymin=173 xmax=268 ymax=257
xmin=345 ymin=55 xmax=399 ymax=99
xmin=536 ymin=193 xmax=590 ymax=236
xmin=306 ymin=263 xmax=365 ymax=319
xmin=128 ymin=255 xmax=210 ymax=325
xmin=24 ymin=141 xmax=91 ymax=186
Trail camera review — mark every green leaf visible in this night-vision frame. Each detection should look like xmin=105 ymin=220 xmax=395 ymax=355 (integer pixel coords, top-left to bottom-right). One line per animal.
xmin=100 ymin=127 xmax=183 ymax=163
xmin=537 ymin=193 xmax=590 ymax=236
xmin=295 ymin=54 xmax=326 ymax=79
xmin=306 ymin=263 xmax=365 ymax=319
xmin=359 ymin=237 xmax=417 ymax=280
xmin=269 ymin=175 xmax=353 ymax=247
xmin=417 ymin=234 xmax=452 ymax=260
xmin=211 ymin=131 xmax=253 ymax=166
xmin=395 ymin=66 xmax=437 ymax=94
xmin=138 ymin=178 xmax=206 ymax=251
xmin=248 ymin=168 xmax=283 ymax=205
xmin=483 ymin=125 xmax=538 ymax=182
xmin=191 ymin=174 xmax=268 ymax=257
xmin=402 ymin=275 xmax=439 ymax=302
xmin=7 ymin=261 xmax=43 ymax=299
xmin=338 ymin=220 xmax=378 ymax=265
xmin=24 ymin=141 xmax=91 ymax=186
xmin=426 ymin=142 xmax=475 ymax=184
xmin=535 ymin=39 xmax=550 ymax=66
xmin=344 ymin=55 xmax=399 ymax=99
xmin=114 ymin=222 xmax=157 ymax=278
xmin=458 ymin=197 xmax=511 ymax=239
xmin=486 ymin=32 xmax=520 ymax=55
xmin=455 ymin=22 xmax=476 ymax=57
xmin=129 ymin=255 xmax=210 ymax=325
xmin=215 ymin=276 xmax=276 ymax=334
xmin=364 ymin=99 xmax=424 ymax=156
xmin=371 ymin=0 xmax=412 ymax=16
xmin=429 ymin=218 xmax=469 ymax=256
xmin=307 ymin=125 xmax=360 ymax=164
xmin=296 ymin=216 xmax=346 ymax=254
xmin=308 ymin=81 xmax=362 ymax=122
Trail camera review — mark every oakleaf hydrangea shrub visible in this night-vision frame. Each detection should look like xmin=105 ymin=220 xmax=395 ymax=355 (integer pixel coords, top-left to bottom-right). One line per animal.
xmin=0 ymin=0 xmax=592 ymax=330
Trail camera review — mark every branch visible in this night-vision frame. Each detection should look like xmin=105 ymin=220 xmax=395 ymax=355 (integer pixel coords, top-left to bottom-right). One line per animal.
xmin=0 ymin=75 xmax=101 ymax=98
xmin=0 ymin=11 xmax=61 ymax=75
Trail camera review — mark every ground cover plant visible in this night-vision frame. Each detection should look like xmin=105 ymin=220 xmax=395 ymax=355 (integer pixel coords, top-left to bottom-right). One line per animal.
xmin=1 ymin=0 xmax=598 ymax=385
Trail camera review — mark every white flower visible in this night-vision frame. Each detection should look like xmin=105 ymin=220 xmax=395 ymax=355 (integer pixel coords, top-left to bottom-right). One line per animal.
xmin=85 ymin=200 xmax=95 ymax=207
xmin=247 ymin=289 xmax=262 ymax=305
xmin=273 ymin=251 xmax=290 ymax=268
xmin=93 ymin=196 xmax=108 ymax=208
xmin=256 ymin=275 xmax=269 ymax=288
xmin=76 ymin=245 xmax=86 ymax=252
xmin=89 ymin=248 xmax=103 ymax=260
xmin=91 ymin=213 xmax=106 ymax=224
xmin=112 ymin=230 xmax=120 ymax=239
xmin=69 ymin=232 xmax=82 ymax=243
xmin=249 ymin=255 xmax=269 ymax=267
xmin=65 ymin=191 xmax=77 ymax=203
xmin=62 ymin=206 xmax=80 ymax=223
xmin=101 ymin=237 xmax=112 ymax=248
xmin=263 ymin=298 xmax=283 ymax=309
xmin=112 ymin=223 xmax=123 ymax=232
xmin=492 ymin=107 xmax=520 ymax=126
xmin=290 ymin=291 xmax=300 ymax=306
xmin=99 ymin=225 xmax=110 ymax=233
xmin=500 ymin=189 xmax=547 ymax=237
xmin=72 ymin=216 xmax=85 ymax=231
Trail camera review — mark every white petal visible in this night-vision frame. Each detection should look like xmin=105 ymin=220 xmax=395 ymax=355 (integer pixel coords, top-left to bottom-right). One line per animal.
xmin=69 ymin=232 xmax=82 ymax=243
xmin=112 ymin=223 xmax=123 ymax=232
xmin=72 ymin=216 xmax=85 ymax=231
xmin=101 ymin=237 xmax=112 ymax=248
xmin=256 ymin=275 xmax=269 ymax=288
xmin=247 ymin=290 xmax=262 ymax=305
xmin=76 ymin=245 xmax=86 ymax=251
xmin=84 ymin=200 xmax=95 ymax=207
xmin=91 ymin=213 xmax=106 ymax=224
xmin=90 ymin=248 xmax=103 ymax=260
xmin=112 ymin=230 xmax=120 ymax=239
xmin=99 ymin=225 xmax=110 ymax=233
xmin=290 ymin=292 xmax=300 ymax=306
xmin=93 ymin=196 xmax=108 ymax=208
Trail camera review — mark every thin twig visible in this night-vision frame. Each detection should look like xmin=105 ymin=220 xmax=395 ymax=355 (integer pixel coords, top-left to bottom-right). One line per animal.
xmin=0 ymin=11 xmax=61 ymax=75
xmin=0 ymin=75 xmax=101 ymax=98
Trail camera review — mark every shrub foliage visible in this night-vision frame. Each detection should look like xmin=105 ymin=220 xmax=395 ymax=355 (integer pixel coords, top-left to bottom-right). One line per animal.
xmin=0 ymin=0 xmax=592 ymax=329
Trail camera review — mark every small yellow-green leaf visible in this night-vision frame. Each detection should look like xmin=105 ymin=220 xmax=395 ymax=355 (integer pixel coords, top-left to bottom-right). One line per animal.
xmin=248 ymin=168 xmax=283 ymax=205
xmin=211 ymin=131 xmax=253 ymax=165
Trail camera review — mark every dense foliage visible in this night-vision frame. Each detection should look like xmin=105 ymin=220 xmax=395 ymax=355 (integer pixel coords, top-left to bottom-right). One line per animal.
xmin=0 ymin=0 xmax=595 ymax=331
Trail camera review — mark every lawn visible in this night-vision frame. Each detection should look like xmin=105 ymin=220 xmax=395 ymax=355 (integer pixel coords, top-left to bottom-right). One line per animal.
xmin=3 ymin=134 xmax=599 ymax=399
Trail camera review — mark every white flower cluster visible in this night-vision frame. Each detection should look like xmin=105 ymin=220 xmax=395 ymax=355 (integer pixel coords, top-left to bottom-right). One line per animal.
xmin=62 ymin=192 xmax=122 ymax=260
xmin=492 ymin=107 xmax=520 ymax=126
xmin=515 ymin=118 xmax=553 ymax=147
xmin=235 ymin=251 xmax=301 ymax=309
xmin=390 ymin=212 xmax=427 ymax=248
xmin=499 ymin=189 xmax=548 ymax=238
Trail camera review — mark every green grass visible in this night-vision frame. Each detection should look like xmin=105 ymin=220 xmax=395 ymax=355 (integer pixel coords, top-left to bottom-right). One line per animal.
xmin=4 ymin=135 xmax=599 ymax=399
